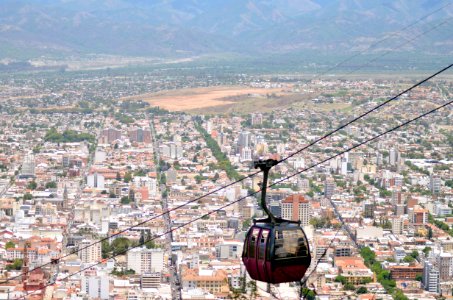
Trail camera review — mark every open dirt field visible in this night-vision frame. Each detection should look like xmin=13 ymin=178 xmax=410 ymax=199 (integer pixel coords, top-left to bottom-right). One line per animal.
xmin=121 ymin=86 xmax=286 ymax=112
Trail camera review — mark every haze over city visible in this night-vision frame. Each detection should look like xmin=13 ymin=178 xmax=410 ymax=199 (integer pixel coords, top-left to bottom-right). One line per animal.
xmin=0 ymin=1 xmax=452 ymax=300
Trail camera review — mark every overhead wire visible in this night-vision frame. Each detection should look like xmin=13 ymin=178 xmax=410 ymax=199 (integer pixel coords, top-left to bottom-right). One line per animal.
xmin=5 ymin=61 xmax=452 ymax=286
xmin=5 ymin=4 xmax=451 ymax=285
xmin=21 ymin=90 xmax=453 ymax=299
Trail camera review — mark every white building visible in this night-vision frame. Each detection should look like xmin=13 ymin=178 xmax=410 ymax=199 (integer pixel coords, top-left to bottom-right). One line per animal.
xmin=215 ymin=241 xmax=243 ymax=260
xmin=86 ymin=173 xmax=105 ymax=189
xmin=423 ymin=261 xmax=439 ymax=293
xmin=81 ymin=272 xmax=109 ymax=299
xmin=79 ymin=239 xmax=101 ymax=263
xmin=127 ymin=247 xmax=164 ymax=275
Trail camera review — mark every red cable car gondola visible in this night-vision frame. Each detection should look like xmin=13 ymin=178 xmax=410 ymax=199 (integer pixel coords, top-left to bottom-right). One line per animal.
xmin=242 ymin=159 xmax=311 ymax=284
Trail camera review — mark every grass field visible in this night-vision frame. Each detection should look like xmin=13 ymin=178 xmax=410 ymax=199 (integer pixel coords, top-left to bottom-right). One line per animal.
xmin=121 ymin=86 xmax=287 ymax=113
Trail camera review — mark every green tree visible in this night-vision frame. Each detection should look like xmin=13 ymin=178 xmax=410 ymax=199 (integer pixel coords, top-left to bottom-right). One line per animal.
xmin=301 ymin=288 xmax=315 ymax=300
xmin=45 ymin=181 xmax=57 ymax=189
xmin=23 ymin=192 xmax=33 ymax=200
xmin=27 ymin=181 xmax=37 ymax=190
xmin=344 ymin=282 xmax=355 ymax=291
xmin=102 ymin=240 xmax=112 ymax=259
xmin=356 ymin=286 xmax=368 ymax=294
xmin=415 ymin=274 xmax=423 ymax=282
xmin=121 ymin=196 xmax=131 ymax=204
xmin=335 ymin=275 xmax=347 ymax=284
xmin=111 ymin=237 xmax=131 ymax=256
xmin=6 ymin=259 xmax=23 ymax=270
xmin=123 ymin=172 xmax=132 ymax=183
xmin=423 ymin=246 xmax=432 ymax=255
xmin=403 ymin=255 xmax=415 ymax=263
xmin=5 ymin=241 xmax=15 ymax=249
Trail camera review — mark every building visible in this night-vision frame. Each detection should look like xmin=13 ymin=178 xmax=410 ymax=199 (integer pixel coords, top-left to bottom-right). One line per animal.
xmin=141 ymin=273 xmax=161 ymax=289
xmin=389 ymin=148 xmax=399 ymax=166
xmin=430 ymin=175 xmax=442 ymax=194
xmin=251 ymin=113 xmax=263 ymax=126
xmin=324 ymin=177 xmax=336 ymax=199
xmin=240 ymin=147 xmax=252 ymax=162
xmin=215 ymin=241 xmax=243 ymax=260
xmin=408 ymin=205 xmax=428 ymax=225
xmin=127 ymin=247 xmax=164 ymax=275
xmin=391 ymin=217 xmax=405 ymax=235
xmin=81 ymin=271 xmax=109 ymax=299
xmin=423 ymin=261 xmax=440 ymax=293
xmin=129 ymin=127 xmax=151 ymax=143
xmin=389 ymin=265 xmax=423 ymax=280
xmin=437 ymin=253 xmax=453 ymax=281
xmin=79 ymin=239 xmax=101 ymax=263
xmin=20 ymin=154 xmax=35 ymax=178
xmin=238 ymin=131 xmax=251 ymax=153
xmin=182 ymin=268 xmax=229 ymax=294
xmin=281 ymin=194 xmax=311 ymax=226
xmin=334 ymin=256 xmax=374 ymax=284
xmin=86 ymin=173 xmax=105 ymax=189
xmin=101 ymin=128 xmax=121 ymax=143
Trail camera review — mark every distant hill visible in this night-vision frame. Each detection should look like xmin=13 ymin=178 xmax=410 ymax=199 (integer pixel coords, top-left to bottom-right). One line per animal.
xmin=0 ymin=0 xmax=451 ymax=60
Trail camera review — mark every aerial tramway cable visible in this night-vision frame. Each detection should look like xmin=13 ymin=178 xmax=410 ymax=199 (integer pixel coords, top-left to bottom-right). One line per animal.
xmin=5 ymin=5 xmax=451 ymax=284
xmin=21 ymin=85 xmax=453 ymax=299
xmin=5 ymin=61 xmax=452 ymax=287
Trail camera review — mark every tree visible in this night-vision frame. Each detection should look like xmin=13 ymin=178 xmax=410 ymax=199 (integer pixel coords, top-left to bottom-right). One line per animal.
xmin=301 ymin=288 xmax=315 ymax=300
xmin=423 ymin=246 xmax=432 ymax=256
xmin=410 ymin=250 xmax=419 ymax=259
xmin=415 ymin=274 xmax=423 ymax=282
xmin=428 ymin=227 xmax=433 ymax=240
xmin=403 ymin=255 xmax=415 ymax=263
xmin=27 ymin=181 xmax=37 ymax=190
xmin=23 ymin=192 xmax=33 ymax=200
xmin=123 ymin=172 xmax=132 ymax=183
xmin=111 ymin=237 xmax=131 ymax=256
xmin=356 ymin=286 xmax=368 ymax=294
xmin=344 ymin=282 xmax=355 ymax=291
xmin=6 ymin=259 xmax=23 ymax=270
xmin=5 ymin=241 xmax=15 ymax=249
xmin=121 ymin=196 xmax=131 ymax=204
xmin=45 ymin=181 xmax=57 ymax=189
xmin=335 ymin=275 xmax=347 ymax=285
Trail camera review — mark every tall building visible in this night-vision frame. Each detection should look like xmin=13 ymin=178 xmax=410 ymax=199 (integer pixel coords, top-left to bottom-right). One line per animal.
xmin=281 ymin=194 xmax=311 ymax=226
xmin=81 ymin=271 xmax=109 ymax=300
xmin=423 ymin=261 xmax=440 ymax=293
xmin=101 ymin=128 xmax=121 ymax=143
xmin=87 ymin=173 xmax=105 ymax=189
xmin=437 ymin=253 xmax=453 ymax=281
xmin=21 ymin=155 xmax=35 ymax=178
xmin=430 ymin=175 xmax=441 ymax=194
xmin=408 ymin=205 xmax=428 ymax=225
xmin=251 ymin=113 xmax=263 ymax=126
xmin=240 ymin=147 xmax=252 ymax=162
xmin=238 ymin=131 xmax=251 ymax=153
xmin=324 ymin=177 xmax=336 ymax=199
xmin=127 ymin=247 xmax=164 ymax=275
xmin=79 ymin=239 xmax=101 ymax=263
xmin=389 ymin=148 xmax=399 ymax=166
xmin=129 ymin=128 xmax=151 ymax=143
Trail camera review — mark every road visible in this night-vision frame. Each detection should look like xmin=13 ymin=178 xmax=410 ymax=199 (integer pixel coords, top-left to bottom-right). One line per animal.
xmin=149 ymin=115 xmax=182 ymax=300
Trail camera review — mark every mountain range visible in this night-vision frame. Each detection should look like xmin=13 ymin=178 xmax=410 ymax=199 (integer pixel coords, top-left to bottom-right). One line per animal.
xmin=0 ymin=0 xmax=452 ymax=60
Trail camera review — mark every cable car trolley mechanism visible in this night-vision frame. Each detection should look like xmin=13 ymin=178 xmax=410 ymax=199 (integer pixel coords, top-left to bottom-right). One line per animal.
xmin=242 ymin=159 xmax=311 ymax=284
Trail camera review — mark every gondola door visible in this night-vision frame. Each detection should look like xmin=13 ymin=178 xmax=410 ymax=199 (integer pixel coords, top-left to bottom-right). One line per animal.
xmin=257 ymin=229 xmax=270 ymax=282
